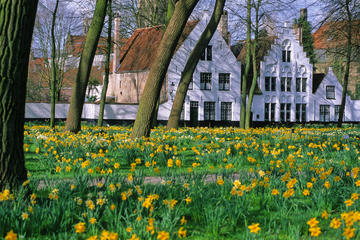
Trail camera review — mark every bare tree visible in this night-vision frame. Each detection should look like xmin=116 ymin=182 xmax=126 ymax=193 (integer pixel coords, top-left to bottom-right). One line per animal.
xmin=319 ymin=0 xmax=360 ymax=127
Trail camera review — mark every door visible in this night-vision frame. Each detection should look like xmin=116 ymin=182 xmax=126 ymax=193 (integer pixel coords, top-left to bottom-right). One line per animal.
xmin=190 ymin=101 xmax=199 ymax=126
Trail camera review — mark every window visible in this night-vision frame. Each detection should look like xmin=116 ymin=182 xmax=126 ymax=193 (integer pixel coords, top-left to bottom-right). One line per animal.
xmin=319 ymin=105 xmax=330 ymax=122
xmin=264 ymin=103 xmax=276 ymax=122
xmin=201 ymin=45 xmax=212 ymax=61
xmin=280 ymin=103 xmax=291 ymax=122
xmin=335 ymin=105 xmax=340 ymax=121
xmin=204 ymin=102 xmax=215 ymax=120
xmin=265 ymin=77 xmax=276 ymax=91
xmin=221 ymin=102 xmax=232 ymax=121
xmin=326 ymin=86 xmax=335 ymax=99
xmin=219 ymin=73 xmax=230 ymax=91
xmin=282 ymin=50 xmax=291 ymax=62
xmin=296 ymin=78 xmax=307 ymax=92
xmin=296 ymin=104 xmax=306 ymax=122
xmin=281 ymin=77 xmax=292 ymax=92
xmin=200 ymin=72 xmax=212 ymax=90
xmin=188 ymin=76 xmax=193 ymax=90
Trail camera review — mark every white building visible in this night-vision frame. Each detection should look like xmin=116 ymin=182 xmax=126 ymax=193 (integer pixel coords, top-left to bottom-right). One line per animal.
xmin=250 ymin=22 xmax=360 ymax=123
xmin=158 ymin=11 xmax=241 ymax=123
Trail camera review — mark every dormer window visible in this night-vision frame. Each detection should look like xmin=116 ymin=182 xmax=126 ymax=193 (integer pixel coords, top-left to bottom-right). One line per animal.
xmin=326 ymin=86 xmax=335 ymax=99
xmin=201 ymin=45 xmax=212 ymax=61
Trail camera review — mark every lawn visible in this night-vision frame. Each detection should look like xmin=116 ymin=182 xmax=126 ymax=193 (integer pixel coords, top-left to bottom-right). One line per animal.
xmin=1 ymin=124 xmax=360 ymax=239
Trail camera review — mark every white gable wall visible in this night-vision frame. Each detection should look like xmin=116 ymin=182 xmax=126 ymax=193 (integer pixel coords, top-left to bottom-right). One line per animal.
xmin=314 ymin=68 xmax=360 ymax=122
xmin=253 ymin=23 xmax=314 ymax=122
xmin=158 ymin=12 xmax=242 ymax=121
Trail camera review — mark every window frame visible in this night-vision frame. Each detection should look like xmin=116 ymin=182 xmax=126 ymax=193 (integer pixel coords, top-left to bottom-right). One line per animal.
xmin=204 ymin=101 xmax=216 ymax=121
xmin=326 ymin=85 xmax=335 ymax=99
xmin=221 ymin=102 xmax=232 ymax=121
xmin=200 ymin=72 xmax=212 ymax=90
xmin=219 ymin=73 xmax=230 ymax=91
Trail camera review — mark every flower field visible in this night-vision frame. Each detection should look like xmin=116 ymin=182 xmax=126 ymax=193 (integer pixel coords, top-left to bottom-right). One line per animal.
xmin=1 ymin=124 xmax=360 ymax=239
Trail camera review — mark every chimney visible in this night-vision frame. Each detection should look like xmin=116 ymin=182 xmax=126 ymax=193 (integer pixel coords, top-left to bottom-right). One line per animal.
xmin=113 ymin=13 xmax=121 ymax=73
xmin=217 ymin=10 xmax=230 ymax=46
xmin=83 ymin=18 xmax=92 ymax=35
xmin=294 ymin=8 xmax=307 ymax=45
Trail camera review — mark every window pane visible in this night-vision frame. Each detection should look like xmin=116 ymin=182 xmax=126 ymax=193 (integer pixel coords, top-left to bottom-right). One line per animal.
xmin=219 ymin=73 xmax=230 ymax=91
xmin=287 ymin=78 xmax=291 ymax=91
xmin=200 ymin=73 xmax=211 ymax=90
xmin=287 ymin=50 xmax=291 ymax=62
xmin=301 ymin=104 xmax=306 ymax=122
xmin=264 ymin=103 xmax=269 ymax=121
xmin=271 ymin=103 xmax=276 ymax=121
xmin=221 ymin=102 xmax=232 ymax=121
xmin=280 ymin=103 xmax=285 ymax=121
xmin=207 ymin=45 xmax=212 ymax=61
xmin=271 ymin=77 xmax=276 ymax=91
xmin=281 ymin=77 xmax=286 ymax=92
xmin=265 ymin=77 xmax=270 ymax=91
xmin=296 ymin=78 xmax=301 ymax=92
xmin=282 ymin=50 xmax=286 ymax=62
xmin=302 ymin=78 xmax=307 ymax=92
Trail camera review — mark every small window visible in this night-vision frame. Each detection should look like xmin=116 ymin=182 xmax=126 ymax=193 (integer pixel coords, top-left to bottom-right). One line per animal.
xmin=281 ymin=77 xmax=292 ymax=92
xmin=296 ymin=78 xmax=307 ymax=92
xmin=265 ymin=76 xmax=276 ymax=91
xmin=204 ymin=101 xmax=215 ymax=120
xmin=320 ymin=105 xmax=330 ymax=122
xmin=264 ymin=103 xmax=276 ymax=121
xmin=219 ymin=73 xmax=230 ymax=91
xmin=280 ymin=103 xmax=291 ymax=122
xmin=200 ymin=72 xmax=212 ymax=90
xmin=282 ymin=50 xmax=291 ymax=62
xmin=296 ymin=104 xmax=306 ymax=122
xmin=201 ymin=45 xmax=212 ymax=61
xmin=326 ymin=86 xmax=335 ymax=99
xmin=207 ymin=45 xmax=212 ymax=61
xmin=221 ymin=102 xmax=232 ymax=121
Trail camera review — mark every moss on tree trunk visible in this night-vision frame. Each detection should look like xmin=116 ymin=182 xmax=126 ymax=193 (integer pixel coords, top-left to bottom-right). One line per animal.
xmin=0 ymin=0 xmax=39 ymax=190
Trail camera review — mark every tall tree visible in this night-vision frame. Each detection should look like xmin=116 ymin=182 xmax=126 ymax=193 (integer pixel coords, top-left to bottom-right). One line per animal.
xmin=320 ymin=0 xmax=360 ymax=127
xmin=50 ymin=0 xmax=60 ymax=128
xmin=245 ymin=0 xmax=261 ymax=129
xmin=98 ymin=0 xmax=113 ymax=127
xmin=167 ymin=0 xmax=226 ymax=129
xmin=65 ymin=0 xmax=108 ymax=133
xmin=240 ymin=0 xmax=252 ymax=128
xmin=131 ymin=0 xmax=199 ymax=138
xmin=0 ymin=0 xmax=39 ymax=190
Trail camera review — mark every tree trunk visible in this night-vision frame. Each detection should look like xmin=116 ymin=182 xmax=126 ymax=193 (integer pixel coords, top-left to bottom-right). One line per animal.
xmin=131 ymin=0 xmax=199 ymax=139
xmin=0 ymin=0 xmax=38 ymax=190
xmin=245 ymin=0 xmax=261 ymax=129
xmin=98 ymin=0 xmax=112 ymax=127
xmin=240 ymin=0 xmax=251 ymax=128
xmin=166 ymin=0 xmax=226 ymax=129
xmin=50 ymin=0 xmax=60 ymax=129
xmin=337 ymin=1 xmax=352 ymax=128
xmin=65 ymin=0 xmax=108 ymax=133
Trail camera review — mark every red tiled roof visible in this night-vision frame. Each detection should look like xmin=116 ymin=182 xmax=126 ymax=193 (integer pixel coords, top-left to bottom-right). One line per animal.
xmin=312 ymin=20 xmax=360 ymax=49
xmin=116 ymin=21 xmax=199 ymax=73
xmin=66 ymin=35 xmax=127 ymax=56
